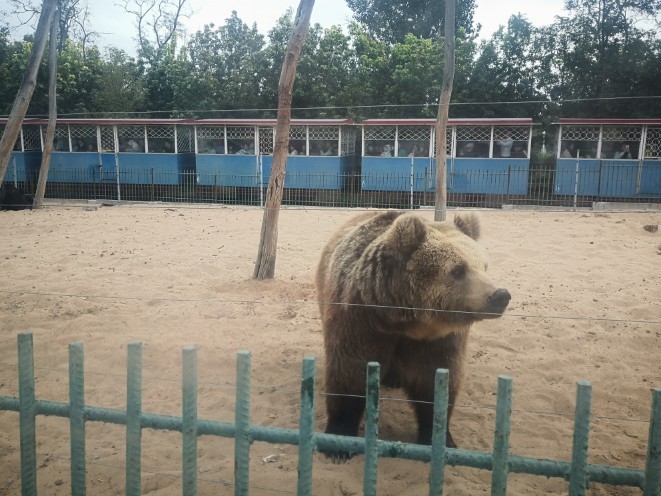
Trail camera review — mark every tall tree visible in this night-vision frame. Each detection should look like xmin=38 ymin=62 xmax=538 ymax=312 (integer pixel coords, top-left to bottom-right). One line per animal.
xmin=0 ymin=0 xmax=56 ymax=184
xmin=2 ymin=0 xmax=98 ymax=53
xmin=434 ymin=0 xmax=455 ymax=222
xmin=34 ymin=4 xmax=59 ymax=209
xmin=346 ymin=0 xmax=475 ymax=43
xmin=118 ymin=0 xmax=191 ymax=64
xmin=93 ymin=48 xmax=145 ymax=115
xmin=546 ymin=0 xmax=661 ymax=116
xmin=253 ymin=0 xmax=315 ymax=280
xmin=188 ymin=12 xmax=265 ymax=115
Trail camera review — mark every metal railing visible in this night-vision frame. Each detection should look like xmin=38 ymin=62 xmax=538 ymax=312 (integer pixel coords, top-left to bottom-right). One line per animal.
xmin=7 ymin=162 xmax=661 ymax=210
xmin=0 ymin=333 xmax=659 ymax=495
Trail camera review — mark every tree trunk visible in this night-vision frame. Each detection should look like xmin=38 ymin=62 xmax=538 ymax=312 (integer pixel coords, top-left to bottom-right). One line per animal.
xmin=253 ymin=0 xmax=315 ymax=280
xmin=0 ymin=0 xmax=57 ymax=183
xmin=434 ymin=0 xmax=456 ymax=222
xmin=33 ymin=5 xmax=59 ymax=209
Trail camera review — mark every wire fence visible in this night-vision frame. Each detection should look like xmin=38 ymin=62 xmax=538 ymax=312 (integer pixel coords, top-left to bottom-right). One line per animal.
xmin=0 ymin=333 xmax=659 ymax=496
xmin=4 ymin=161 xmax=661 ymax=210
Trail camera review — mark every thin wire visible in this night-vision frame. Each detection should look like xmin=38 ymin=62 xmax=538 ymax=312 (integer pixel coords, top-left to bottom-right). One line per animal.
xmin=0 ymin=362 xmax=652 ymax=424
xmin=1 ymin=288 xmax=659 ymax=325
xmin=13 ymin=94 xmax=661 ymax=119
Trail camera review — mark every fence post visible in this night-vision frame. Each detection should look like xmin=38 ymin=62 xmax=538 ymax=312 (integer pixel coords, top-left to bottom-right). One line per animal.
xmin=573 ymin=151 xmax=581 ymax=211
xmin=69 ymin=341 xmax=86 ymax=496
xmin=429 ymin=368 xmax=450 ymax=496
xmin=569 ymin=381 xmax=592 ymax=495
xmin=643 ymin=388 xmax=661 ymax=496
xmin=115 ymin=150 xmax=121 ymax=203
xmin=410 ymin=156 xmax=414 ymax=209
xmin=297 ymin=357 xmax=316 ymax=496
xmin=182 ymin=346 xmax=198 ymax=496
xmin=364 ymin=362 xmax=381 ymax=496
xmin=18 ymin=333 xmax=37 ymax=496
xmin=491 ymin=375 xmax=513 ymax=496
xmin=126 ymin=342 xmax=142 ymax=496
xmin=235 ymin=351 xmax=252 ymax=496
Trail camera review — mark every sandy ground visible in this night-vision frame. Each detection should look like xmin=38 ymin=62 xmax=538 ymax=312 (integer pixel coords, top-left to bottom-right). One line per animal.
xmin=0 ymin=203 xmax=659 ymax=496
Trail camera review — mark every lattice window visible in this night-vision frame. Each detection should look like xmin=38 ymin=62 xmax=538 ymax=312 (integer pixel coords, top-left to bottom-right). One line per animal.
xmin=430 ymin=127 xmax=452 ymax=157
xmin=289 ymin=126 xmax=307 ymax=141
xmin=51 ymin=125 xmax=70 ymax=151
xmin=398 ymin=126 xmax=430 ymax=142
xmin=117 ymin=125 xmax=145 ymax=152
xmin=258 ymin=127 xmax=274 ymax=155
xmin=227 ymin=126 xmax=254 ymax=154
xmin=456 ymin=126 xmax=491 ymax=142
xmin=147 ymin=125 xmax=174 ymax=139
xmin=309 ymin=126 xmax=339 ymax=156
xmin=176 ymin=125 xmax=193 ymax=153
xmin=197 ymin=126 xmax=225 ymax=140
xmin=493 ymin=126 xmax=529 ymax=141
xmin=340 ymin=126 xmax=356 ymax=156
xmin=561 ymin=126 xmax=599 ymax=141
xmin=147 ymin=125 xmax=175 ymax=153
xmin=22 ymin=125 xmax=42 ymax=151
xmin=117 ymin=125 xmax=145 ymax=138
xmin=397 ymin=126 xmax=431 ymax=157
xmin=601 ymin=126 xmax=642 ymax=142
xmin=69 ymin=125 xmax=97 ymax=139
xmin=226 ymin=126 xmax=254 ymax=140
xmin=308 ymin=126 xmax=338 ymax=141
xmin=70 ymin=125 xmax=99 ymax=152
xmin=100 ymin=126 xmax=115 ymax=152
xmin=644 ymin=127 xmax=661 ymax=159
xmin=197 ymin=126 xmax=225 ymax=154
xmin=364 ymin=126 xmax=396 ymax=140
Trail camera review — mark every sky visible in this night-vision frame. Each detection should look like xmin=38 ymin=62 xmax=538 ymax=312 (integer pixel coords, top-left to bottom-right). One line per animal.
xmin=2 ymin=0 xmax=568 ymax=55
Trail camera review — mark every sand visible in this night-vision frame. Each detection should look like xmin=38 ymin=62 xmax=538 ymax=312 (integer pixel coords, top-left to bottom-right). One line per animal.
xmin=0 ymin=203 xmax=659 ymax=495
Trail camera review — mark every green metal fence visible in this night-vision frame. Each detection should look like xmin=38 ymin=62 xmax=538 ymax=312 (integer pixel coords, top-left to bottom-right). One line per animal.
xmin=0 ymin=333 xmax=659 ymax=495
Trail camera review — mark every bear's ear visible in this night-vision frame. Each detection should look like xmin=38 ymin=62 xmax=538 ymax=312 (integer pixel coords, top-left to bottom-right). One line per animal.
xmin=454 ymin=213 xmax=480 ymax=240
xmin=388 ymin=214 xmax=427 ymax=255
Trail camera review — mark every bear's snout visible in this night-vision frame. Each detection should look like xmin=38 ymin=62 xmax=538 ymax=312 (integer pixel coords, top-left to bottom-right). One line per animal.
xmin=488 ymin=288 xmax=511 ymax=314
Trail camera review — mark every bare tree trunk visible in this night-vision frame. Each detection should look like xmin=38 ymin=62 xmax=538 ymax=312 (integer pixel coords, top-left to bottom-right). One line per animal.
xmin=33 ymin=5 xmax=59 ymax=209
xmin=253 ymin=0 xmax=315 ymax=280
xmin=0 ymin=0 xmax=57 ymax=183
xmin=434 ymin=0 xmax=456 ymax=222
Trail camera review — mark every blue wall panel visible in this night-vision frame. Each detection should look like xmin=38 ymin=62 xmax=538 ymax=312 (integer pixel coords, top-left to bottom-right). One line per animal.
xmin=4 ymin=152 xmax=41 ymax=184
xmin=640 ymin=160 xmax=661 ymax=196
xmin=554 ymin=159 xmax=600 ymax=196
xmin=362 ymin=157 xmax=529 ymax=194
xmin=195 ymin=155 xmax=260 ymax=187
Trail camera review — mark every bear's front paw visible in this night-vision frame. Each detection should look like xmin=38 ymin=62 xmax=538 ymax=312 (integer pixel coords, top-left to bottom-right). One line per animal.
xmin=320 ymin=448 xmax=356 ymax=464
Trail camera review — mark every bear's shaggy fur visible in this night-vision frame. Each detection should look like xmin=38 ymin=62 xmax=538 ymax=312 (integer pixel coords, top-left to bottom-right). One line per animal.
xmin=316 ymin=211 xmax=510 ymax=461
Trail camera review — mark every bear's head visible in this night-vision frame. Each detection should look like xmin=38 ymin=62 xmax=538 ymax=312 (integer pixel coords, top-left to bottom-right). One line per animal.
xmin=358 ymin=212 xmax=510 ymax=339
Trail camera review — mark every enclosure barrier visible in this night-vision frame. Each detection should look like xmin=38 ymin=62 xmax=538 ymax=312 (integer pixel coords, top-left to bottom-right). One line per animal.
xmin=6 ymin=162 xmax=660 ymax=210
xmin=0 ymin=333 xmax=659 ymax=496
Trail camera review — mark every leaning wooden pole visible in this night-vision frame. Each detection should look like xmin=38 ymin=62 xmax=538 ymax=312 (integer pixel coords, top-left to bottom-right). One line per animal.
xmin=33 ymin=4 xmax=59 ymax=209
xmin=434 ymin=0 xmax=456 ymax=222
xmin=253 ymin=0 xmax=315 ymax=280
xmin=0 ymin=0 xmax=57 ymax=183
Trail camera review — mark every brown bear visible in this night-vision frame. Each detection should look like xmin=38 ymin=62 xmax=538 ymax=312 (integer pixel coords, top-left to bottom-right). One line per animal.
xmin=316 ymin=211 xmax=510 ymax=462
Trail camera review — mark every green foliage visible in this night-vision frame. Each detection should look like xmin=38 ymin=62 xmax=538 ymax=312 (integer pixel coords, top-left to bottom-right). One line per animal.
xmin=0 ymin=1 xmax=659 ymax=120
xmin=346 ymin=0 xmax=476 ymax=42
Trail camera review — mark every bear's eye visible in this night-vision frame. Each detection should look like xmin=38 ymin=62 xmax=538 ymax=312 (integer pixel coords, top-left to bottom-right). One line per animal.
xmin=450 ymin=264 xmax=467 ymax=279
